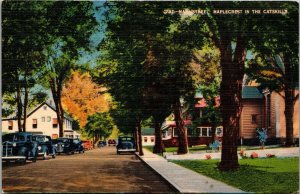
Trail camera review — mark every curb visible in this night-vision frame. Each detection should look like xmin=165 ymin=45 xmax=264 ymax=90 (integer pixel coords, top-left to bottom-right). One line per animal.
xmin=135 ymin=152 xmax=180 ymax=193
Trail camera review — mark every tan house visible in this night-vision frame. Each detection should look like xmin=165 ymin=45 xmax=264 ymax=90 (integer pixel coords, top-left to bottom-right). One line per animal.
xmin=2 ymin=102 xmax=80 ymax=139
xmin=161 ymin=85 xmax=299 ymax=147
xmin=240 ymin=87 xmax=299 ymax=144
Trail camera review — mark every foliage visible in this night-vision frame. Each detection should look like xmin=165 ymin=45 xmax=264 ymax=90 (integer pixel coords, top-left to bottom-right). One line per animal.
xmin=205 ymin=154 xmax=212 ymax=160
xmin=256 ymin=128 xmax=268 ymax=148
xmin=250 ymin=152 xmax=258 ymax=159
xmin=239 ymin=150 xmax=248 ymax=159
xmin=245 ymin=2 xmax=298 ymax=146
xmin=173 ymin=157 xmax=299 ymax=192
xmin=266 ymin=154 xmax=276 ymax=158
xmin=83 ymin=112 xmax=114 ymax=140
xmin=62 ymin=71 xmax=110 ymax=128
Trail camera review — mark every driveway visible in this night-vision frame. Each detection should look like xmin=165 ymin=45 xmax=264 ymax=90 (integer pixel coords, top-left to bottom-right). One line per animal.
xmin=2 ymin=146 xmax=176 ymax=193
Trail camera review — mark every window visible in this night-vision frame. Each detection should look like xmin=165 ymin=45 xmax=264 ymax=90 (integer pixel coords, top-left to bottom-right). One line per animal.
xmin=53 ymin=118 xmax=58 ymax=128
xmin=196 ymin=127 xmax=212 ymax=137
xmin=47 ymin=116 xmax=51 ymax=122
xmin=200 ymin=110 xmax=203 ymax=118
xmin=216 ymin=127 xmax=223 ymax=136
xmin=173 ymin=128 xmax=179 ymax=137
xmin=52 ymin=134 xmax=58 ymax=139
xmin=144 ymin=137 xmax=148 ymax=143
xmin=32 ymin=119 xmax=37 ymax=128
xmin=202 ymin=127 xmax=208 ymax=136
xmin=41 ymin=117 xmax=45 ymax=122
xmin=8 ymin=121 xmax=13 ymax=130
xmin=251 ymin=114 xmax=257 ymax=124
xmin=188 ymin=128 xmax=194 ymax=136
xmin=43 ymin=106 xmax=47 ymax=110
xmin=151 ymin=137 xmax=154 ymax=142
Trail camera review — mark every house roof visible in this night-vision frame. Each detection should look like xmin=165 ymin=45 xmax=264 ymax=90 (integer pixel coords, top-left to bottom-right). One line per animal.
xmin=3 ymin=101 xmax=73 ymax=121
xmin=195 ymin=86 xmax=263 ymax=108
xmin=142 ymin=128 xmax=155 ymax=136
xmin=242 ymin=86 xmax=264 ymax=99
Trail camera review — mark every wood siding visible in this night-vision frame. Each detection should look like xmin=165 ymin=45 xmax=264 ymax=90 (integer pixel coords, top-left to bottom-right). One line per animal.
xmin=240 ymin=99 xmax=264 ymax=138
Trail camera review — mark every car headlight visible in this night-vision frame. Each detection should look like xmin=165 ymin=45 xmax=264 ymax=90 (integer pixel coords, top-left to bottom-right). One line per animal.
xmin=54 ymin=144 xmax=57 ymax=147
xmin=38 ymin=146 xmax=42 ymax=150
xmin=62 ymin=144 xmax=65 ymax=147
xmin=13 ymin=143 xmax=17 ymax=147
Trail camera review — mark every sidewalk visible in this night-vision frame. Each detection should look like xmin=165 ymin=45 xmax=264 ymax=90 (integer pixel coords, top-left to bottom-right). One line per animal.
xmin=165 ymin=147 xmax=299 ymax=160
xmin=136 ymin=149 xmax=245 ymax=193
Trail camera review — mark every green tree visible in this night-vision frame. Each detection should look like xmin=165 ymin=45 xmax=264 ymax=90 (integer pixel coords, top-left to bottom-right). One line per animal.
xmin=99 ymin=2 xmax=205 ymax=155
xmin=40 ymin=1 xmax=98 ymax=137
xmin=246 ymin=3 xmax=298 ymax=146
xmin=189 ymin=1 xmax=298 ymax=170
xmin=2 ymin=2 xmax=50 ymax=131
xmin=83 ymin=112 xmax=114 ymax=143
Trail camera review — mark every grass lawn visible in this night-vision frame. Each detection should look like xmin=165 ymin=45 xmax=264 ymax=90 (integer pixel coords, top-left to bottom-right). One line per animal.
xmin=172 ymin=157 xmax=299 ymax=193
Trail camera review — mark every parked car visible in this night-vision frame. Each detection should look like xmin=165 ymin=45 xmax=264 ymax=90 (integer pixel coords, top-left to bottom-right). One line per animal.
xmin=52 ymin=138 xmax=75 ymax=155
xmin=116 ymin=136 xmax=136 ymax=154
xmin=82 ymin=140 xmax=93 ymax=150
xmin=108 ymin=139 xmax=116 ymax=146
xmin=2 ymin=132 xmax=38 ymax=163
xmin=32 ymin=135 xmax=56 ymax=159
xmin=73 ymin=138 xmax=85 ymax=153
xmin=98 ymin=140 xmax=107 ymax=147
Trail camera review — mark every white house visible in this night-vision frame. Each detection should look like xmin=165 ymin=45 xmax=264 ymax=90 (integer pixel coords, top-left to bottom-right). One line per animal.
xmin=141 ymin=128 xmax=155 ymax=146
xmin=2 ymin=102 xmax=80 ymax=139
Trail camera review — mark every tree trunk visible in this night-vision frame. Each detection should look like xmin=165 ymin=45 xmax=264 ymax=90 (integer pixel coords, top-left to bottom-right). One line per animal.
xmin=153 ymin=120 xmax=165 ymax=154
xmin=284 ymin=88 xmax=295 ymax=146
xmin=174 ymin=98 xmax=188 ymax=155
xmin=16 ymin=73 xmax=23 ymax=132
xmin=218 ymin=36 xmax=245 ymax=171
xmin=22 ymin=84 xmax=29 ymax=132
xmin=134 ymin=124 xmax=140 ymax=153
xmin=137 ymin=120 xmax=144 ymax=156
xmin=50 ymin=79 xmax=64 ymax=137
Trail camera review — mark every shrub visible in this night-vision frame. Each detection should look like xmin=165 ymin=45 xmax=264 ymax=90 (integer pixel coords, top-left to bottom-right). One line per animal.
xmin=250 ymin=152 xmax=258 ymax=159
xmin=205 ymin=154 xmax=212 ymax=160
xmin=239 ymin=149 xmax=248 ymax=159
xmin=266 ymin=153 xmax=276 ymax=158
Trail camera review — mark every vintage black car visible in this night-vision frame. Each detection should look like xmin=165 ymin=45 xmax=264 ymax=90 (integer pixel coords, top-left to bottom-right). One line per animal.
xmin=73 ymin=138 xmax=84 ymax=153
xmin=52 ymin=138 xmax=84 ymax=154
xmin=116 ymin=136 xmax=136 ymax=154
xmin=32 ymin=135 xmax=56 ymax=159
xmin=52 ymin=138 xmax=75 ymax=155
xmin=2 ymin=132 xmax=38 ymax=163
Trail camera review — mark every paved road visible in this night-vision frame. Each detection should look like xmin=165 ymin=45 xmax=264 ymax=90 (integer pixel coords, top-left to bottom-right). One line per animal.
xmin=2 ymin=147 xmax=176 ymax=193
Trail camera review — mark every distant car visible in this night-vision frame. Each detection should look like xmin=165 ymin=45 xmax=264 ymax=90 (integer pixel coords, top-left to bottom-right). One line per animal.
xmin=2 ymin=132 xmax=38 ymax=163
xmin=52 ymin=138 xmax=75 ymax=155
xmin=98 ymin=141 xmax=106 ymax=147
xmin=116 ymin=136 xmax=136 ymax=154
xmin=82 ymin=140 xmax=93 ymax=150
xmin=108 ymin=139 xmax=116 ymax=146
xmin=32 ymin=135 xmax=56 ymax=159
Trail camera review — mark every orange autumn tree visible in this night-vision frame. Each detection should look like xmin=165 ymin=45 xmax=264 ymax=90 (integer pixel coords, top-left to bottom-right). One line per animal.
xmin=62 ymin=71 xmax=110 ymax=128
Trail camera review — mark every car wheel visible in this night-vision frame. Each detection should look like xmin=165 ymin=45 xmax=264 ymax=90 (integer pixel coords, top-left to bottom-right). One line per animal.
xmin=52 ymin=154 xmax=56 ymax=159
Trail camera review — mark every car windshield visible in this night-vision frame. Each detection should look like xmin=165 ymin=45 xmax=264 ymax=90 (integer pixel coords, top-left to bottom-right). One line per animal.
xmin=120 ymin=137 xmax=132 ymax=141
xmin=3 ymin=134 xmax=25 ymax=142
xmin=53 ymin=138 xmax=68 ymax=143
xmin=32 ymin=136 xmax=45 ymax=142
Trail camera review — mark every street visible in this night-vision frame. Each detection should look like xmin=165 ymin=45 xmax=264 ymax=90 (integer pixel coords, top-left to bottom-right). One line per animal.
xmin=2 ymin=146 xmax=176 ymax=193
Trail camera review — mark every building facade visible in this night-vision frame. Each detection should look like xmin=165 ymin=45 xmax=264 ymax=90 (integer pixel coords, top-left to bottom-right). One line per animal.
xmin=2 ymin=102 xmax=79 ymax=139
